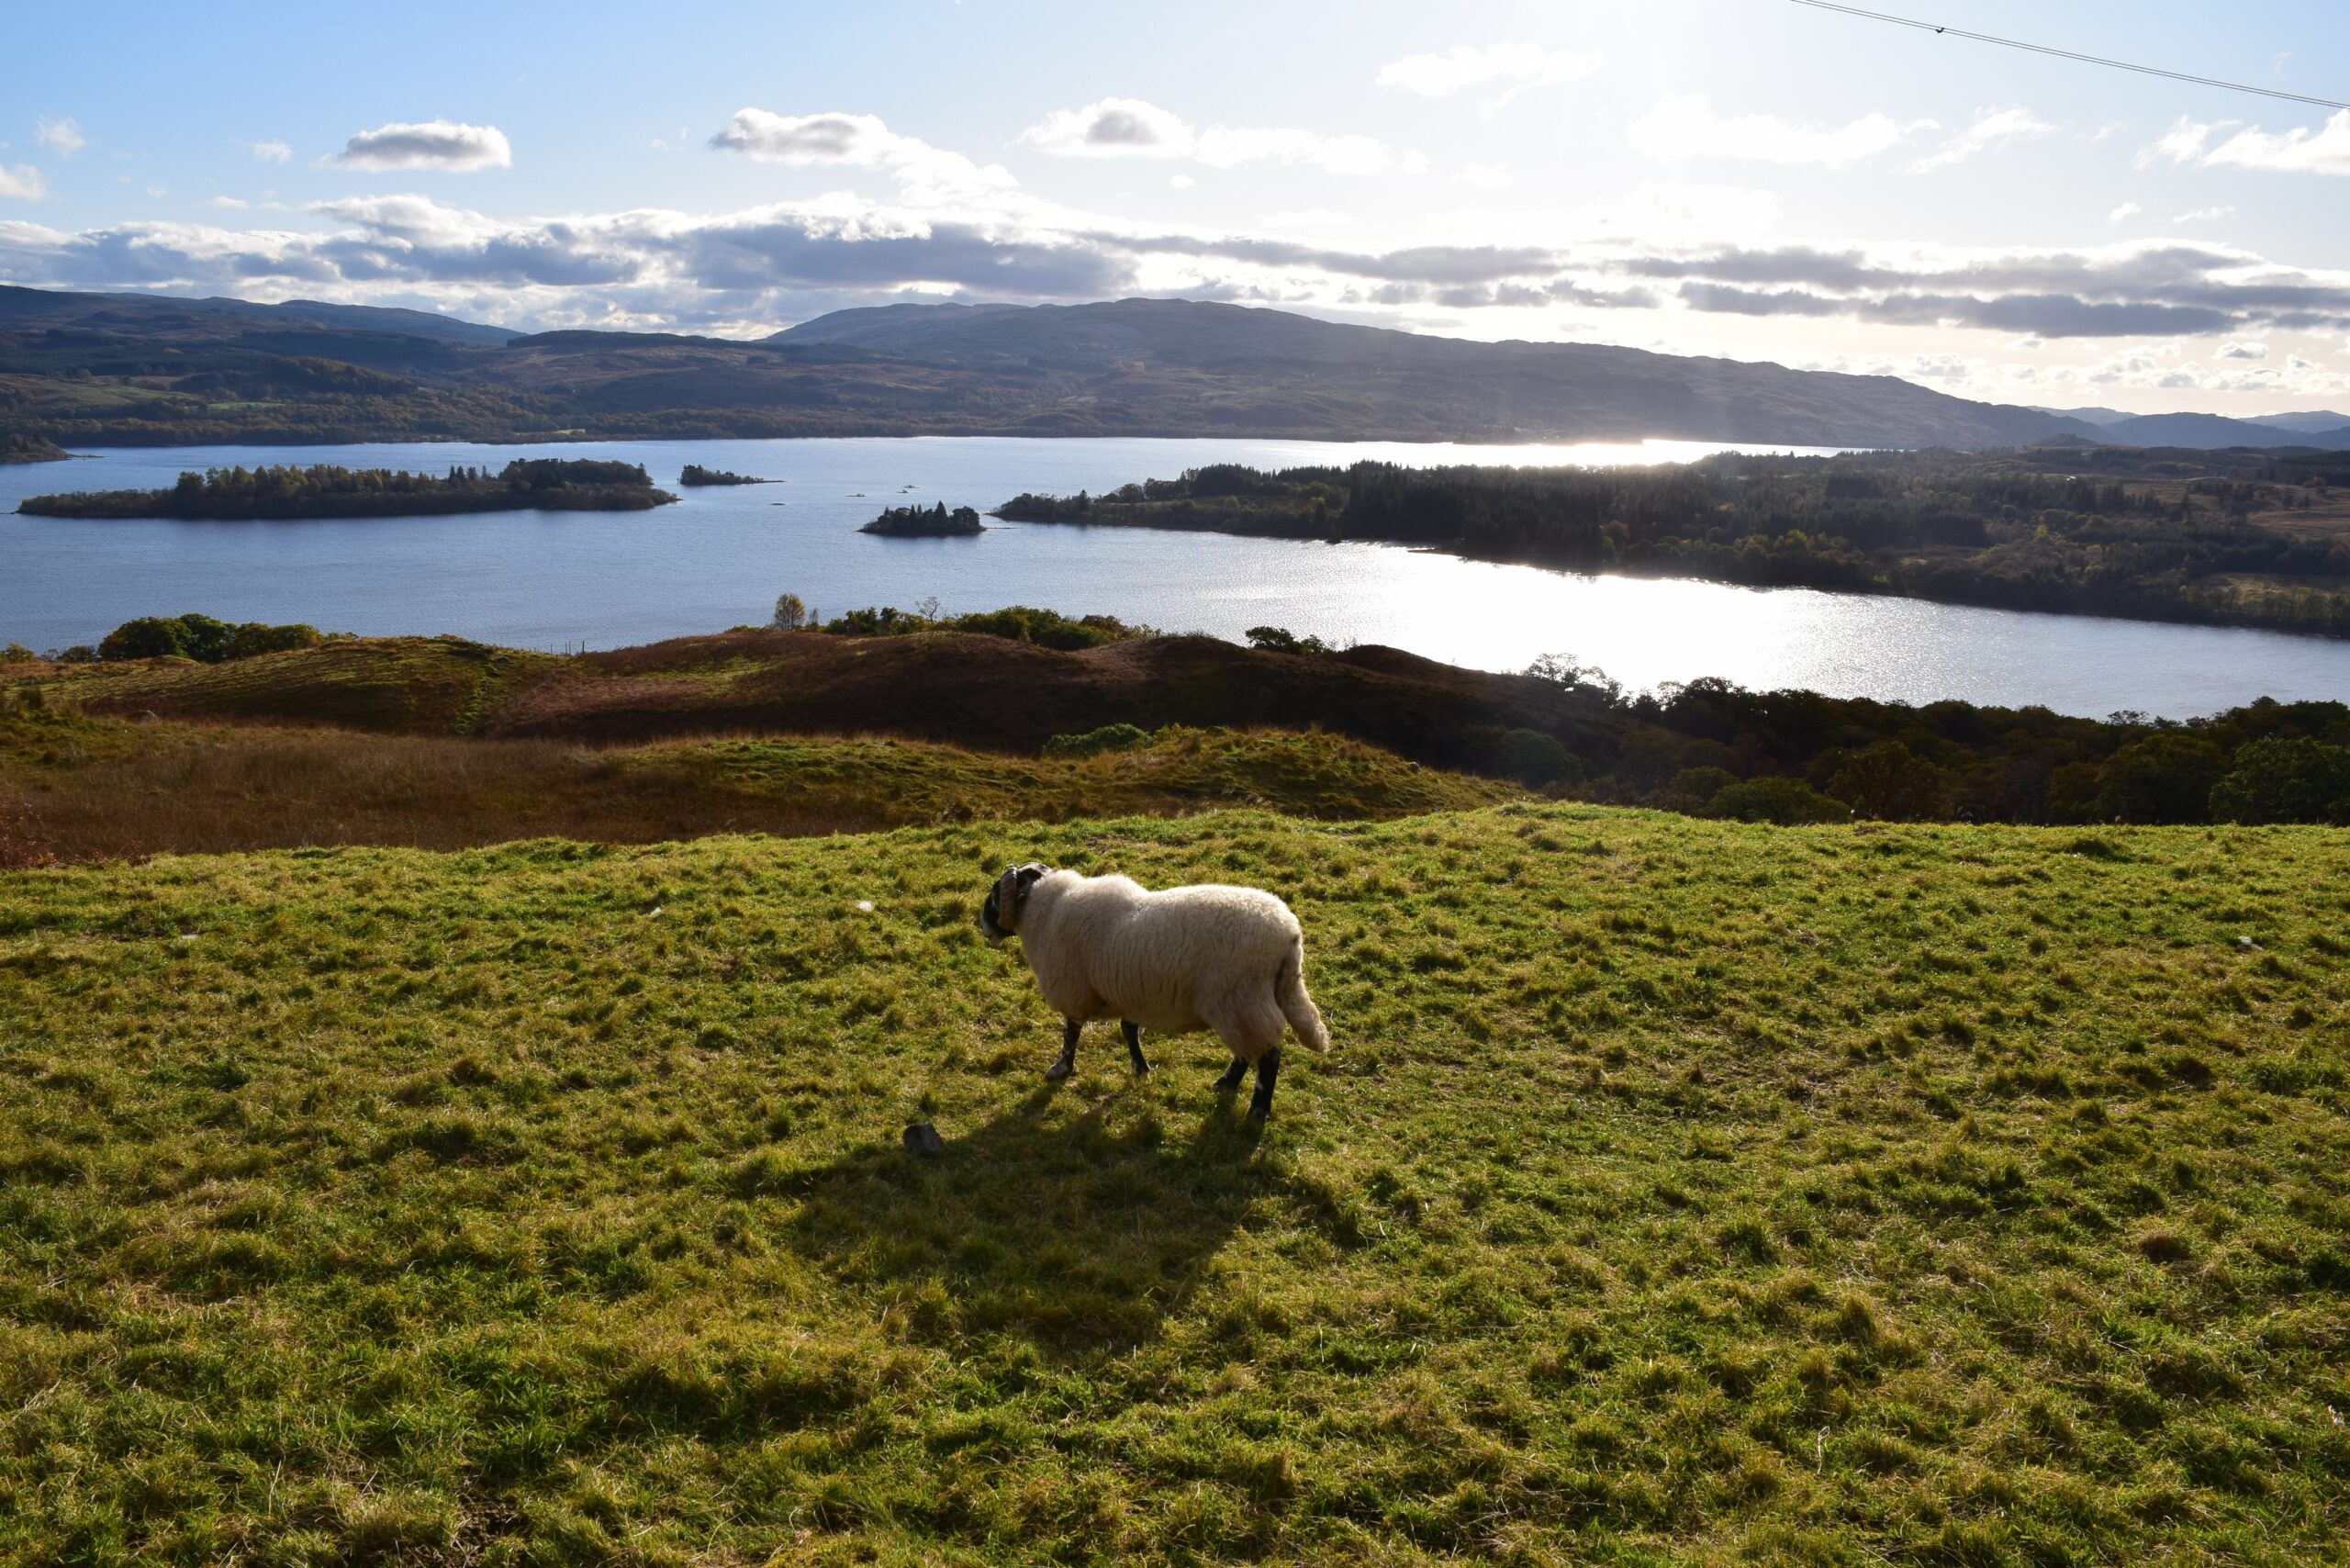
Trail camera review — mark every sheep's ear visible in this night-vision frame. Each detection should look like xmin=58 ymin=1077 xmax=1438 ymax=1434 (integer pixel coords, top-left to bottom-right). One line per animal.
xmin=1012 ymin=862 xmax=1048 ymax=911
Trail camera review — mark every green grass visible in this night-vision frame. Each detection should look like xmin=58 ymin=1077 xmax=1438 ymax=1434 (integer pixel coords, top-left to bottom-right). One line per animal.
xmin=2 ymin=807 xmax=2346 ymax=1564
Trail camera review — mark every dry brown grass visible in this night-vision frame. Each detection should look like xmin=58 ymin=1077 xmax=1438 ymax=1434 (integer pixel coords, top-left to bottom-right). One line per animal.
xmin=0 ymin=715 xmax=1514 ymax=863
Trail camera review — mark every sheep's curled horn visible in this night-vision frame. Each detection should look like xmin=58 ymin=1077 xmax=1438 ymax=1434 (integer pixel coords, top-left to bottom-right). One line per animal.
xmin=979 ymin=861 xmax=1048 ymax=945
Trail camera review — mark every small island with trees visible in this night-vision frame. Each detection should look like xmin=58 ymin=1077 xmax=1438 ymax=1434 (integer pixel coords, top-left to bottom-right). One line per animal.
xmin=677 ymin=465 xmax=774 ymax=487
xmin=859 ymin=500 xmax=985 ymax=536
xmin=17 ymin=458 xmax=677 ymax=520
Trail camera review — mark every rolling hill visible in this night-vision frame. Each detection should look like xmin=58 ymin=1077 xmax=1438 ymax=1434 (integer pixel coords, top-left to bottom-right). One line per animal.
xmin=3 ymin=286 xmax=2106 ymax=450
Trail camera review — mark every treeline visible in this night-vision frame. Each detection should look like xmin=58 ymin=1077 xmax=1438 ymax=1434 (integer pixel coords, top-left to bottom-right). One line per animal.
xmin=677 ymin=465 xmax=770 ymax=486
xmin=17 ymin=459 xmax=676 ymax=520
xmin=996 ymin=451 xmax=2350 ymax=637
xmin=1234 ymin=629 xmax=2350 ymax=825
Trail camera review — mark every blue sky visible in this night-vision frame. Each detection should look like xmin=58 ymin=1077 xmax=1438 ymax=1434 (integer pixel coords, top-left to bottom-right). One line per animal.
xmin=4 ymin=0 xmax=2346 ymax=415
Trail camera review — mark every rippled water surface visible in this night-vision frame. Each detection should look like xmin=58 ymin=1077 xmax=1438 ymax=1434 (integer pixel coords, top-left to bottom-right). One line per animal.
xmin=6 ymin=434 xmax=2347 ymax=719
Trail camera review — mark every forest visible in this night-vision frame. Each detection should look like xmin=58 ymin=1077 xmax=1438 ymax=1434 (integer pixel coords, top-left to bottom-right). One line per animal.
xmin=16 ymin=458 xmax=676 ymax=520
xmin=996 ymin=447 xmax=2350 ymax=637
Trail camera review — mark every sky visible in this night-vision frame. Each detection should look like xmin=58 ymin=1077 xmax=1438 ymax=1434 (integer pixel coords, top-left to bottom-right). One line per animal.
xmin=3 ymin=0 xmax=2347 ymax=418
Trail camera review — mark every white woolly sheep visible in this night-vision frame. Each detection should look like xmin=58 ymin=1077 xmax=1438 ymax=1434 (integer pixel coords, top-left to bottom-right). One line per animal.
xmin=979 ymin=863 xmax=1329 ymax=1122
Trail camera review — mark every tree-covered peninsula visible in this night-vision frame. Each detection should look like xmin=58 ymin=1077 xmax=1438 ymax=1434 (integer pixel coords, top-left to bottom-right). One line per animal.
xmin=995 ymin=445 xmax=2350 ymax=638
xmin=17 ymin=458 xmax=677 ymax=520
xmin=859 ymin=500 xmax=984 ymax=536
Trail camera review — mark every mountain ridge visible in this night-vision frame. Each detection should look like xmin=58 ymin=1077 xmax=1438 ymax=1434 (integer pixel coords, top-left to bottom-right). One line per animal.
xmin=2 ymin=284 xmax=2343 ymax=451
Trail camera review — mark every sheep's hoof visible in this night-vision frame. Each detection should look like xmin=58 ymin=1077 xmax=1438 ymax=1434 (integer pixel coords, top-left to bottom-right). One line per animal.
xmin=1043 ymin=1058 xmax=1073 ymax=1082
xmin=1245 ymin=1106 xmax=1270 ymax=1126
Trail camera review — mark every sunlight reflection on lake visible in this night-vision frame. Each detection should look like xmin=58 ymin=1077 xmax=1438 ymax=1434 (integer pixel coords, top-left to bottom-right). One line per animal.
xmin=4 ymin=434 xmax=2346 ymax=720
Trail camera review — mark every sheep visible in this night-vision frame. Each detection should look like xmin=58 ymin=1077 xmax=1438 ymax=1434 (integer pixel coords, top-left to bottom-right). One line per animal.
xmin=979 ymin=862 xmax=1329 ymax=1122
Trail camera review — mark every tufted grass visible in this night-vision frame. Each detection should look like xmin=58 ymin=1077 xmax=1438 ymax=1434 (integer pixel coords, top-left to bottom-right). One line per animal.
xmin=1 ymin=806 xmax=2346 ymax=1564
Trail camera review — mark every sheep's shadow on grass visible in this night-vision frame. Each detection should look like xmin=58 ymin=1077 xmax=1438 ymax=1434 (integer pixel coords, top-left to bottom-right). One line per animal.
xmin=767 ymin=1080 xmax=1285 ymax=1353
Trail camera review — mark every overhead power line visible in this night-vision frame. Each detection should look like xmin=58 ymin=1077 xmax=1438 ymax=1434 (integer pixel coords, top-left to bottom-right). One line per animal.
xmin=1786 ymin=1 xmax=2348 ymax=111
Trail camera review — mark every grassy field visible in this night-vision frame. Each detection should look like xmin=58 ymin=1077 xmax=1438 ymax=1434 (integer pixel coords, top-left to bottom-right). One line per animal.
xmin=3 ymin=805 xmax=2345 ymax=1564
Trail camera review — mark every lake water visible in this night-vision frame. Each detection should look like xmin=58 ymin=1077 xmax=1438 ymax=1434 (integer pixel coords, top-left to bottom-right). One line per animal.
xmin=6 ymin=435 xmax=2348 ymax=720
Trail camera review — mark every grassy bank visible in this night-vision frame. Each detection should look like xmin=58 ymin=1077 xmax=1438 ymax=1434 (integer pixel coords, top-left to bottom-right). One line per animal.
xmin=3 ymin=806 xmax=2345 ymax=1562
xmin=0 ymin=709 xmax=1509 ymax=863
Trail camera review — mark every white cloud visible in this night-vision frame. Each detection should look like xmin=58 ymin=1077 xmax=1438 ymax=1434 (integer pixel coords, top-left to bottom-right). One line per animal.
xmin=249 ymin=140 xmax=293 ymax=165
xmin=1909 ymin=107 xmax=2058 ymax=173
xmin=709 ymin=108 xmax=1013 ymax=200
xmin=1630 ymin=95 xmax=1931 ymax=168
xmin=1374 ymin=42 xmax=1600 ymax=102
xmin=1019 ymin=99 xmax=1416 ymax=175
xmin=1456 ymin=162 xmax=1512 ymax=190
xmin=35 ymin=117 xmax=84 ymax=157
xmin=2173 ymin=206 xmax=2235 ymax=223
xmin=209 ymin=196 xmax=249 ymax=209
xmin=145 ymin=184 xmax=167 ymax=199
xmin=2141 ymin=109 xmax=2350 ymax=176
xmin=2218 ymin=339 xmax=2267 ymax=359
xmin=2108 ymin=202 xmax=2143 ymax=222
xmin=1169 ymin=174 xmax=1194 ymax=189
xmin=334 ymin=120 xmax=512 ymax=173
xmin=0 ymin=164 xmax=46 ymax=201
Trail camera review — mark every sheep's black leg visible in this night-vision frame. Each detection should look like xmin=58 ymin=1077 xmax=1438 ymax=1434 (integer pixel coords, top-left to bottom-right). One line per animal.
xmin=1045 ymin=1017 xmax=1080 ymax=1081
xmin=1213 ymin=1056 xmax=1248 ymax=1094
xmin=1122 ymin=1020 xmax=1150 ymax=1077
xmin=1247 ymin=1047 xmax=1282 ymax=1124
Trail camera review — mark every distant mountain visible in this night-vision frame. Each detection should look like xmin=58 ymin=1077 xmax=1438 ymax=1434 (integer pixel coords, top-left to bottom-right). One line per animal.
xmin=2095 ymin=412 xmax=2316 ymax=449
xmin=0 ymin=286 xmax=2110 ymax=450
xmin=2032 ymin=405 xmax=2138 ymax=427
xmin=2260 ymin=410 xmax=2350 ymax=434
xmin=774 ymin=299 xmax=2098 ymax=450
xmin=0 ymin=284 xmax=518 ymax=347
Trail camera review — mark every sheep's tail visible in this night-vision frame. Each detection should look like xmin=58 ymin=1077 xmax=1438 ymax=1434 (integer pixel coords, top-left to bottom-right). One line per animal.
xmin=1276 ymin=936 xmax=1330 ymax=1055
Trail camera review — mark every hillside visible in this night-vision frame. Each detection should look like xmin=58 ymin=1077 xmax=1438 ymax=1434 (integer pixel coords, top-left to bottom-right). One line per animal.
xmin=1 ymin=286 xmax=2104 ymax=450
xmin=17 ymin=625 xmax=2349 ymax=834
xmin=2 ymin=807 xmax=2344 ymax=1562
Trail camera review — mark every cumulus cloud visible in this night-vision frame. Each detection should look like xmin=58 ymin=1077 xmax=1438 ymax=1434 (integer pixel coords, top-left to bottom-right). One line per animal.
xmin=335 ymin=120 xmax=512 ymax=173
xmin=2173 ymin=206 xmax=2235 ymax=223
xmin=36 ymin=117 xmax=84 ymax=157
xmin=0 ymin=165 xmax=47 ymax=202
xmin=709 ymin=108 xmax=1013 ymax=200
xmin=1456 ymin=162 xmax=1511 ymax=189
xmin=249 ymin=140 xmax=293 ymax=165
xmin=2218 ymin=339 xmax=2267 ymax=359
xmin=2141 ymin=109 xmax=2350 ymax=175
xmin=1630 ymin=95 xmax=1931 ymax=168
xmin=2109 ymin=202 xmax=2143 ymax=222
xmin=1018 ymin=99 xmax=1416 ymax=175
xmin=1909 ymin=107 xmax=2058 ymax=173
xmin=1373 ymin=42 xmax=1600 ymax=103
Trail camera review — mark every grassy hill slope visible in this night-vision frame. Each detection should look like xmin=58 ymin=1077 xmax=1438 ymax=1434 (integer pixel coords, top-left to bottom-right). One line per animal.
xmin=3 ymin=806 xmax=2345 ymax=1562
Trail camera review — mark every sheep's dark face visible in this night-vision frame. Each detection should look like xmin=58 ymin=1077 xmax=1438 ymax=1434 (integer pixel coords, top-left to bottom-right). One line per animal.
xmin=979 ymin=862 xmax=1048 ymax=946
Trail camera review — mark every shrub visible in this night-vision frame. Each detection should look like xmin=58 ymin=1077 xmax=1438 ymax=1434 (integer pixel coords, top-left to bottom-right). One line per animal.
xmin=1706 ymin=776 xmax=1849 ymax=824
xmin=98 ymin=614 xmax=327 ymax=664
xmin=1492 ymin=728 xmax=1583 ymax=788
xmin=1247 ymin=625 xmax=1327 ymax=655
xmin=2092 ymin=733 xmax=2229 ymax=823
xmin=1043 ymin=724 xmax=1154 ymax=758
xmin=951 ymin=607 xmax=1121 ymax=650
xmin=2210 ymin=737 xmax=2350 ymax=824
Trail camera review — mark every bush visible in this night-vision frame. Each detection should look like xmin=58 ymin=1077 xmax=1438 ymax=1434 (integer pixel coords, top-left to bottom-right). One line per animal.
xmin=1492 ymin=728 xmax=1583 ymax=788
xmin=2210 ymin=737 xmax=2350 ymax=824
xmin=1706 ymin=776 xmax=1849 ymax=824
xmin=1043 ymin=724 xmax=1154 ymax=758
xmin=98 ymin=614 xmax=329 ymax=665
xmin=1246 ymin=625 xmax=1328 ymax=655
xmin=2092 ymin=733 xmax=2229 ymax=823
xmin=950 ymin=607 xmax=1122 ymax=650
